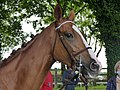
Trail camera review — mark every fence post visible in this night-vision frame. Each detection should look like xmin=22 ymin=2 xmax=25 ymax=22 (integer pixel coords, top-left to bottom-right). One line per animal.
xmin=54 ymin=68 xmax=58 ymax=86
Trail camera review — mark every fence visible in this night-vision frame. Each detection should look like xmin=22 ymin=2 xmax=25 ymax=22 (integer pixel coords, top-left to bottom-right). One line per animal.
xmin=51 ymin=68 xmax=107 ymax=86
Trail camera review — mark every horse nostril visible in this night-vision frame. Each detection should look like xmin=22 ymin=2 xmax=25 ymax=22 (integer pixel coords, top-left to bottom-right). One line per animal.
xmin=90 ymin=62 xmax=99 ymax=72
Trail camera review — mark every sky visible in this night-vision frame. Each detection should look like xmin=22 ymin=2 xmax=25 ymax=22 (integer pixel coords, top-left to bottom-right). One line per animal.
xmin=3 ymin=18 xmax=107 ymax=69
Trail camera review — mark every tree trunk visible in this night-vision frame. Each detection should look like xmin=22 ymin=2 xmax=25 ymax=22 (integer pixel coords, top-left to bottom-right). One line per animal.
xmin=83 ymin=0 xmax=120 ymax=79
xmin=0 ymin=34 xmax=2 ymax=60
xmin=105 ymin=37 xmax=120 ymax=79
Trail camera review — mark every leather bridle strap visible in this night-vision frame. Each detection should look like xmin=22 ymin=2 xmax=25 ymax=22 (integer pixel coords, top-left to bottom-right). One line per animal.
xmin=57 ymin=30 xmax=76 ymax=63
xmin=55 ymin=21 xmax=92 ymax=63
xmin=80 ymin=74 xmax=88 ymax=90
xmin=54 ymin=21 xmax=90 ymax=90
xmin=55 ymin=21 xmax=76 ymax=65
xmin=73 ymin=47 xmax=92 ymax=57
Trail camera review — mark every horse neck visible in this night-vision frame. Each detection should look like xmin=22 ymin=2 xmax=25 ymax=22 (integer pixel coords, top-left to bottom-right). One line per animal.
xmin=0 ymin=23 xmax=56 ymax=90
xmin=26 ymin=24 xmax=56 ymax=89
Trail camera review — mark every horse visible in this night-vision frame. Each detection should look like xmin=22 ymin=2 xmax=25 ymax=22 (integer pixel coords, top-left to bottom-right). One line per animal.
xmin=0 ymin=3 xmax=102 ymax=90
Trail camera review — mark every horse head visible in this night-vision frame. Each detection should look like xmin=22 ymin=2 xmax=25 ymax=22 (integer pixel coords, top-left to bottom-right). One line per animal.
xmin=53 ymin=4 xmax=102 ymax=78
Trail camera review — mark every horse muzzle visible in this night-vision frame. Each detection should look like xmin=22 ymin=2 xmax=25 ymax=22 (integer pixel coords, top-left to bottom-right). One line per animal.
xmin=89 ymin=60 xmax=100 ymax=72
xmin=75 ymin=58 xmax=101 ymax=78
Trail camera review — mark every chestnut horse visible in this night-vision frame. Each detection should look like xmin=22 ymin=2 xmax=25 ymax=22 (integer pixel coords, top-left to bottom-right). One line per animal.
xmin=0 ymin=4 xmax=101 ymax=90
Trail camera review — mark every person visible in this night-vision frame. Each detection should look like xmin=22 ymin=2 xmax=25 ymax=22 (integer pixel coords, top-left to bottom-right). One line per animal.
xmin=40 ymin=71 xmax=53 ymax=90
xmin=62 ymin=67 xmax=79 ymax=90
xmin=106 ymin=60 xmax=120 ymax=90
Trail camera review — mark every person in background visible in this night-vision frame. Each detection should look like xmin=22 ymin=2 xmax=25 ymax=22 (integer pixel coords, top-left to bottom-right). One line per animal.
xmin=106 ymin=60 xmax=120 ymax=90
xmin=40 ymin=71 xmax=53 ymax=90
xmin=62 ymin=66 xmax=79 ymax=90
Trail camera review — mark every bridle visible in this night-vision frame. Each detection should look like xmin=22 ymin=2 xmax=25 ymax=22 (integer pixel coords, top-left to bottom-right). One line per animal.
xmin=55 ymin=20 xmax=91 ymax=62
xmin=53 ymin=20 xmax=91 ymax=90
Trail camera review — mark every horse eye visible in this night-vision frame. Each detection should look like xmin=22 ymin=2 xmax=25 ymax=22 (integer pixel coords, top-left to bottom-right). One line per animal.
xmin=65 ymin=33 xmax=73 ymax=38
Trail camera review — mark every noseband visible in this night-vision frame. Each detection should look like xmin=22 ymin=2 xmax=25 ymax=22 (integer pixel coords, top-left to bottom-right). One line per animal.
xmin=54 ymin=21 xmax=91 ymax=90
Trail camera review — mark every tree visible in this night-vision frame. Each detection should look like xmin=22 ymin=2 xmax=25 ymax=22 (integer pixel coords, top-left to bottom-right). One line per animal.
xmin=0 ymin=0 xmax=102 ymax=77
xmin=84 ymin=0 xmax=120 ymax=79
xmin=0 ymin=0 xmax=29 ymax=59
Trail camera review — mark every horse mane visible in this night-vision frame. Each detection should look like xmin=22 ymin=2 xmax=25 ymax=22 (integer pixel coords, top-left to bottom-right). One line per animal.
xmin=0 ymin=33 xmax=41 ymax=68
xmin=0 ymin=21 xmax=57 ymax=69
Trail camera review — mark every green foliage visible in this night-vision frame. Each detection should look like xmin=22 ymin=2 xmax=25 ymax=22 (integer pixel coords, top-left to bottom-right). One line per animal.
xmin=83 ymin=0 xmax=120 ymax=78
xmin=0 ymin=0 xmax=28 ymax=55
xmin=1 ymin=0 xmax=120 ymax=83
xmin=0 ymin=0 xmax=99 ymax=59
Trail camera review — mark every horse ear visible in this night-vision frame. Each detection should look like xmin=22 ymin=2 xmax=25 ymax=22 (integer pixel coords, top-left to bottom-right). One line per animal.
xmin=68 ymin=10 xmax=75 ymax=21
xmin=54 ymin=4 xmax=62 ymax=21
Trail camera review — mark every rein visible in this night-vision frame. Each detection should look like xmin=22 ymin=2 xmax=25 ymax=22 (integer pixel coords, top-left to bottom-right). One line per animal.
xmin=54 ymin=21 xmax=90 ymax=90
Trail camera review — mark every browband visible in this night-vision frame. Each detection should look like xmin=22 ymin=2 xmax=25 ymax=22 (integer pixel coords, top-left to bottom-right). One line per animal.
xmin=55 ymin=21 xmax=74 ymax=30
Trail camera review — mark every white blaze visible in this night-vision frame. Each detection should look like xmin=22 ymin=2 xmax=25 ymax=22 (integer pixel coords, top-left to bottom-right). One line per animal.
xmin=55 ymin=21 xmax=101 ymax=69
xmin=72 ymin=25 xmax=101 ymax=65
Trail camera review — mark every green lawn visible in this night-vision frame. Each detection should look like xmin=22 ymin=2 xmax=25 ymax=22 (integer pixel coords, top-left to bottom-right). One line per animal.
xmin=76 ymin=85 xmax=106 ymax=90
xmin=54 ymin=85 xmax=106 ymax=90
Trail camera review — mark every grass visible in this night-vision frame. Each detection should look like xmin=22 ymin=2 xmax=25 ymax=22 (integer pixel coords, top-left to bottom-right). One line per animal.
xmin=76 ymin=85 xmax=106 ymax=90
xmin=54 ymin=85 xmax=106 ymax=90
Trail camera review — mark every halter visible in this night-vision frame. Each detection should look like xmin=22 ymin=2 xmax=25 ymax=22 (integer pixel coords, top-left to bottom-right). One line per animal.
xmin=54 ymin=21 xmax=91 ymax=90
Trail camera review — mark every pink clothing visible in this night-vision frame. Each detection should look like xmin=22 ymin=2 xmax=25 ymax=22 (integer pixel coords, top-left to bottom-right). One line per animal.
xmin=40 ymin=71 xmax=53 ymax=90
